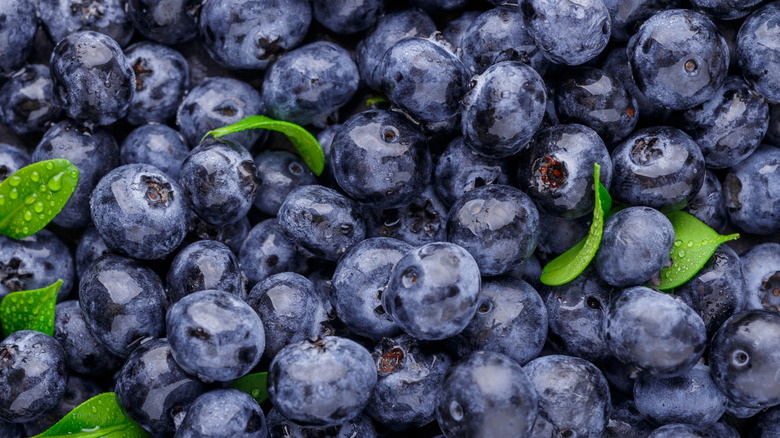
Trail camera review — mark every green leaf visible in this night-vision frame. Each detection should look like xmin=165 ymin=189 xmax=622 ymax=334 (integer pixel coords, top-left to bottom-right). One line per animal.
xmin=0 ymin=159 xmax=79 ymax=239
xmin=540 ymin=163 xmax=612 ymax=286
xmin=0 ymin=279 xmax=61 ymax=337
xmin=657 ymin=211 xmax=740 ymax=290
xmin=229 ymin=372 xmax=268 ymax=404
xmin=366 ymin=95 xmax=389 ymax=106
xmin=202 ymin=115 xmax=325 ymax=176
xmin=32 ymin=392 xmax=150 ymax=438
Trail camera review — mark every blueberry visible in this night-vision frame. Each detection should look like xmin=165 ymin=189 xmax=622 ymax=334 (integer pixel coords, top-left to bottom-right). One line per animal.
xmin=0 ymin=421 xmax=22 ymax=437
xmin=0 ymin=64 xmax=61 ymax=135
xmin=446 ymin=184 xmax=540 ymax=276
xmin=752 ymin=405 xmax=780 ymax=437
xmin=507 ymin=253 xmax=544 ymax=291
xmin=38 ymin=0 xmax=134 ymax=47
xmin=362 ymin=185 xmax=448 ymax=247
xmin=267 ymin=336 xmax=377 ymax=427
xmin=167 ymin=240 xmax=245 ymax=303
xmin=79 ymin=254 xmax=167 ymax=358
xmin=238 ymin=218 xmax=306 ymax=289
xmin=382 ymin=241 xmax=481 ymax=340
xmin=252 ymin=150 xmax=316 ymax=216
xmin=265 ymin=408 xmax=377 ymax=438
xmin=723 ymin=145 xmax=780 ymax=235
xmin=0 ymin=0 xmax=37 ymax=73
xmin=126 ymin=0 xmax=200 ymax=45
xmin=603 ymin=0 xmax=682 ymax=42
xmin=648 ymin=424 xmax=717 ymax=437
xmin=0 ymin=143 xmax=29 ymax=184
xmin=602 ymin=394 xmax=655 ymax=438
xmin=174 ymin=389 xmax=267 ymax=438
xmin=737 ymin=2 xmax=780 ymax=103
xmin=682 ymin=170 xmax=728 ymax=233
xmin=311 ymin=0 xmax=382 ymax=35
xmin=53 ymin=300 xmax=122 ymax=376
xmin=120 ymin=123 xmax=190 ymax=181
xmin=408 ymin=0 xmax=470 ymax=13
xmin=691 ymin=0 xmax=763 ymax=20
xmin=167 ymin=289 xmax=265 ymax=382
xmin=188 ymin=215 xmax=251 ymax=255
xmin=50 ymin=31 xmax=135 ymax=126
xmin=74 ymin=227 xmax=111 ymax=279
xmin=22 ymin=374 xmax=103 ymax=436
xmin=0 ymin=230 xmax=75 ymax=302
xmin=0 ymin=331 xmax=68 ymax=423
xmin=740 ymin=243 xmax=780 ymax=312
xmin=90 ymin=163 xmax=190 ymax=260
xmin=436 ymin=351 xmax=538 ymax=437
xmin=124 ymin=42 xmax=190 ymax=125
xmin=536 ymin=213 xmax=590 ymax=257
xmin=441 ymin=10 xmax=480 ymax=48
xmin=766 ymin=104 xmax=780 ymax=147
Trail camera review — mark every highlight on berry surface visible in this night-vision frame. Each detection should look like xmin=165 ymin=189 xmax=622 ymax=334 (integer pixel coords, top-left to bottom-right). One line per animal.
xmin=0 ymin=279 xmax=61 ymax=337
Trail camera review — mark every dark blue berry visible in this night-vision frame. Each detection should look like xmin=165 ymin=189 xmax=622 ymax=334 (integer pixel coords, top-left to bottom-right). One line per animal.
xmin=648 ymin=424 xmax=717 ymax=437
xmin=53 ymin=300 xmax=121 ymax=376
xmin=682 ymin=170 xmax=728 ymax=233
xmin=124 ymin=42 xmax=190 ymax=126
xmin=265 ymin=409 xmax=377 ymax=438
xmin=441 ymin=10 xmax=480 ymax=48
xmin=22 ymin=375 xmax=102 ymax=436
xmin=740 ymin=243 xmax=780 ymax=312
xmin=723 ymin=145 xmax=780 ymax=235
xmin=0 ymin=143 xmax=29 ymax=184
xmin=0 ymin=64 xmax=61 ymax=135
xmin=167 ymin=240 xmax=245 ymax=303
xmin=120 ymin=123 xmax=190 ymax=181
xmin=311 ymin=0 xmax=382 ymax=35
xmin=0 ymin=0 xmax=37 ymax=73
xmin=188 ymin=215 xmax=250 ymax=255
xmin=238 ymin=218 xmax=306 ymax=288
xmin=362 ymin=185 xmax=448 ymax=246
xmin=252 ymin=150 xmax=316 ymax=217
xmin=174 ymin=389 xmax=267 ymax=438
xmin=74 ymin=227 xmax=111 ymax=279
xmin=737 ymin=2 xmax=780 ymax=103
xmin=0 ymin=230 xmax=75 ymax=302
xmin=603 ymin=0 xmax=682 ymax=42
xmin=126 ymin=0 xmax=200 ymax=45
xmin=38 ymin=0 xmax=134 ymax=46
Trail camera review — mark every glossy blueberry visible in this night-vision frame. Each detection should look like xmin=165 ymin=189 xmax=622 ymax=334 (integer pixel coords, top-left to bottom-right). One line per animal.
xmin=693 ymin=0 xmax=763 ymax=20
xmin=38 ymin=0 xmax=133 ymax=46
xmin=442 ymin=10 xmax=480 ymax=48
xmin=507 ymin=254 xmax=543 ymax=290
xmin=126 ymin=0 xmax=200 ymax=45
xmin=312 ymin=0 xmax=382 ymax=34
xmin=0 ymin=230 xmax=75 ymax=301
xmin=33 ymin=119 xmax=120 ymax=229
xmin=723 ymin=145 xmax=780 ymax=235
xmin=124 ymin=42 xmax=190 ymax=125
xmin=268 ymin=336 xmax=376 ymax=427
xmin=246 ymin=272 xmax=328 ymax=360
xmin=167 ymin=289 xmax=265 ymax=382
xmin=537 ymin=214 xmax=590 ymax=257
xmin=179 ymin=137 xmax=259 ymax=226
xmin=680 ymin=76 xmax=769 ymax=169
xmin=91 ymin=163 xmax=190 ymax=260
xmin=199 ymin=0 xmax=311 ymax=71
xmin=446 ymin=184 xmax=540 ymax=276
xmin=79 ymin=254 xmax=166 ymax=358
xmin=0 ymin=0 xmax=36 ymax=73
xmin=188 ymin=215 xmax=250 ymax=255
xmin=725 ymin=399 xmax=763 ymax=419
xmin=682 ymin=171 xmax=728 ymax=233
xmin=74 ymin=227 xmax=111 ymax=279
xmin=603 ymin=0 xmax=682 ymax=42
xmin=175 ymin=389 xmax=267 ymax=438
xmin=0 ymin=143 xmax=29 ymax=183
xmin=0 ymin=64 xmax=61 ymax=135
xmin=606 ymin=286 xmax=707 ymax=377
xmin=648 ymin=424 xmax=717 ymax=437
xmin=167 ymin=240 xmax=245 ymax=303
xmin=434 ymin=137 xmax=512 ymax=207
xmin=314 ymin=123 xmax=339 ymax=188
xmin=238 ymin=219 xmax=305 ymax=288
xmin=50 ymin=31 xmax=135 ymax=126
xmin=740 ymin=243 xmax=780 ymax=312
xmin=53 ymin=300 xmax=121 ymax=376
xmin=120 ymin=123 xmax=189 ymax=181
xmin=516 ymin=123 xmax=613 ymax=218
xmin=0 ymin=331 xmax=68 ymax=423
xmin=462 ymin=61 xmax=546 ymax=159
xmin=22 ymin=374 xmax=103 ymax=436
xmin=710 ymin=310 xmax=780 ymax=409
xmin=752 ymin=405 xmax=780 ymax=437
xmin=331 ymin=109 xmax=431 ymax=209
xmin=367 ymin=334 xmax=452 ymax=431
xmin=610 ymin=126 xmax=706 ymax=211
xmin=115 ymin=338 xmax=207 ymax=436
xmin=362 ymin=185 xmax=448 ymax=246
xmin=436 ymin=351 xmax=538 ymax=438
xmin=521 ymin=0 xmax=611 ymax=65
xmin=252 ymin=150 xmax=316 ymax=216
xmin=278 ymin=185 xmax=366 ymax=262
xmin=525 ymin=354 xmax=611 ymax=437
xmin=627 ymin=9 xmax=728 ymax=110
xmin=737 ymin=3 xmax=780 ymax=103
xmin=382 ymin=242 xmax=480 ymax=340
xmin=448 ymin=277 xmax=547 ymax=365
xmin=176 ymin=77 xmax=266 ymax=149
xmin=356 ymin=9 xmax=436 ymax=90
xmin=602 ymin=394 xmax=655 ymax=438
xmin=265 ymin=409 xmax=377 ymax=438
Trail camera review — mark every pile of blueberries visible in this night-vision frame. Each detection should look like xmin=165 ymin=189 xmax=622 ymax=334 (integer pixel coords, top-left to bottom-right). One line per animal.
xmin=1 ymin=0 xmax=780 ymax=436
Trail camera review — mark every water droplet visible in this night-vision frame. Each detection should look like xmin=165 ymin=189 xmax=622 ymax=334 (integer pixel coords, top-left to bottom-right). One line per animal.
xmin=674 ymin=240 xmax=682 ymax=247
xmin=8 ymin=176 xmax=21 ymax=187
xmin=9 ymin=189 xmax=18 ymax=200
xmin=30 ymin=171 xmax=39 ymax=182
xmin=46 ymin=162 xmax=54 ymax=170
xmin=23 ymin=211 xmax=32 ymax=222
xmin=0 ymin=195 xmax=4 ymax=206
xmin=678 ymin=250 xmax=685 ymax=258
xmin=22 ymin=227 xmax=28 ymax=234
xmin=251 ymin=388 xmax=261 ymax=398
xmin=687 ymin=241 xmax=693 ymax=247
xmin=39 ymin=214 xmax=45 ymax=220
xmin=49 ymin=201 xmax=55 ymax=207
xmin=34 ymin=202 xmax=44 ymax=213
xmin=24 ymin=194 xmax=36 ymax=205
xmin=70 ymin=170 xmax=78 ymax=179
xmin=92 ymin=407 xmax=98 ymax=413
xmin=48 ymin=173 xmax=63 ymax=191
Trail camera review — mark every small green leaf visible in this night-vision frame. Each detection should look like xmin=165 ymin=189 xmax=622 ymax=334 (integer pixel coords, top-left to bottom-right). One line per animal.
xmin=0 ymin=279 xmax=61 ymax=337
xmin=0 ymin=159 xmax=79 ymax=239
xmin=229 ymin=372 xmax=269 ymax=404
xmin=366 ymin=95 xmax=390 ymax=106
xmin=657 ymin=211 xmax=740 ymax=290
xmin=32 ymin=393 xmax=150 ymax=438
xmin=540 ymin=163 xmax=612 ymax=286
xmin=202 ymin=115 xmax=324 ymax=176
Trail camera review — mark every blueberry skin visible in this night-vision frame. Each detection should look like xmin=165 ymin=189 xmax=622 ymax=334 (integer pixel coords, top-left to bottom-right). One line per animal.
xmin=382 ymin=242 xmax=481 ymax=340
xmin=167 ymin=289 xmax=265 ymax=382
xmin=199 ymin=0 xmax=311 ymax=71
xmin=740 ymin=243 xmax=780 ymax=312
xmin=265 ymin=409 xmax=377 ymax=438
xmin=0 ymin=64 xmax=61 ymax=135
xmin=50 ymin=31 xmax=135 ymax=126
xmin=516 ymin=123 xmax=613 ymax=219
xmin=268 ymin=336 xmax=377 ymax=427
xmin=601 ymin=395 xmax=655 ymax=438
xmin=648 ymin=424 xmax=717 ymax=437
xmin=610 ymin=126 xmax=706 ymax=212
xmin=446 ymin=184 xmax=540 ymax=276
xmin=179 ymin=137 xmax=260 ymax=226
xmin=176 ymin=77 xmax=266 ymax=149
xmin=767 ymin=104 xmax=780 ymax=147
xmin=692 ymin=0 xmax=763 ymax=20
xmin=91 ymin=163 xmax=190 ymax=260
xmin=752 ymin=405 xmax=780 ymax=438
xmin=121 ymin=123 xmax=190 ymax=181
xmin=367 ymin=335 xmax=452 ymax=431
xmin=238 ymin=219 xmax=305 ymax=289
xmin=74 ymin=227 xmax=111 ymax=279
xmin=459 ymin=5 xmax=547 ymax=76
xmin=520 ymin=0 xmax=611 ymax=66
xmin=79 ymin=254 xmax=167 ymax=358
xmin=278 ymin=185 xmax=366 ymax=262
xmin=124 ymin=42 xmax=191 ymax=125
xmin=448 ymin=277 xmax=547 ymax=365
xmin=434 ymin=137 xmax=512 ymax=208
xmin=331 ymin=237 xmax=410 ymax=341
xmin=312 ymin=0 xmax=382 ymax=34
xmin=167 ymin=240 xmax=245 ymax=303
xmin=442 ymin=10 xmax=480 ymax=48
xmin=188 ymin=215 xmax=251 ymax=255
xmin=126 ymin=0 xmax=200 ymax=45
xmin=22 ymin=375 xmax=102 ymax=436
xmin=710 ymin=310 xmax=780 ymax=409
xmin=363 ymin=185 xmax=448 ymax=246
xmin=682 ymin=170 xmax=727 ymax=234
xmin=0 ymin=230 xmax=75 ymax=301
xmin=627 ymin=9 xmax=729 ymax=110
xmin=0 ymin=421 xmax=22 ymax=437
xmin=524 ymin=355 xmax=611 ymax=438
xmin=0 ymin=0 xmax=36 ymax=73
xmin=331 ymin=109 xmax=431 ymax=209
xmin=605 ymin=286 xmax=707 ymax=377
xmin=0 ymin=143 xmax=29 ymax=183
xmin=680 ymin=76 xmax=769 ymax=169
xmin=738 ymin=3 xmax=780 ymax=103
xmin=537 ymin=213 xmax=590 ymax=257
xmin=356 ymin=9 xmax=436 ymax=90
xmin=462 ymin=61 xmax=547 ymax=159
xmin=252 ymin=150 xmax=316 ymax=216
xmin=723 ymin=145 xmax=780 ymax=235
xmin=115 ymin=338 xmax=207 ymax=437
xmin=246 ymin=272 xmax=328 ymax=360
xmin=174 ymin=389 xmax=267 ymax=438
xmin=53 ymin=300 xmax=122 ymax=376
xmin=380 ymin=36 xmax=469 ymax=123
xmin=508 ymin=254 xmax=543 ymax=291
xmin=436 ymin=351 xmax=538 ymax=438
xmin=38 ymin=0 xmax=133 ymax=46
xmin=603 ymin=0 xmax=681 ymax=42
